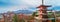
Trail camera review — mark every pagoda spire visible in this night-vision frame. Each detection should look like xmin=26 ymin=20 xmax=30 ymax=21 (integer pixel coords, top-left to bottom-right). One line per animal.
xmin=42 ymin=0 xmax=44 ymax=5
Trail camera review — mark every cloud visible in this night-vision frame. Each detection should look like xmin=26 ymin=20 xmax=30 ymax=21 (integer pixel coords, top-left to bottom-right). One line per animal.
xmin=0 ymin=5 xmax=35 ymax=13
xmin=44 ymin=0 xmax=60 ymax=6
xmin=0 ymin=0 xmax=60 ymax=6
xmin=21 ymin=0 xmax=42 ymax=7
xmin=8 ymin=5 xmax=29 ymax=11
xmin=0 ymin=0 xmax=60 ymax=13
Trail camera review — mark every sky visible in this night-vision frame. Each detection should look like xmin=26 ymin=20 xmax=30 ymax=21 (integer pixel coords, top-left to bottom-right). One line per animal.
xmin=0 ymin=0 xmax=60 ymax=13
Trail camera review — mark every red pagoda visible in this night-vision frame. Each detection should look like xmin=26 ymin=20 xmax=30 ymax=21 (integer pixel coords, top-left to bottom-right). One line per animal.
xmin=37 ymin=0 xmax=51 ymax=22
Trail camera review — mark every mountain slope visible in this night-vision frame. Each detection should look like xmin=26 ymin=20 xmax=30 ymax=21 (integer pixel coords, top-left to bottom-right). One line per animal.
xmin=14 ymin=10 xmax=33 ymax=14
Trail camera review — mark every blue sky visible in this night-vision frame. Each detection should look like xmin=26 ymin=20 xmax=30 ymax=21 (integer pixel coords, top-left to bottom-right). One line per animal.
xmin=0 ymin=0 xmax=60 ymax=13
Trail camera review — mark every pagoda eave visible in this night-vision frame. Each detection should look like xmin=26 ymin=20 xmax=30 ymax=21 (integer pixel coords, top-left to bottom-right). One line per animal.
xmin=37 ymin=5 xmax=52 ymax=8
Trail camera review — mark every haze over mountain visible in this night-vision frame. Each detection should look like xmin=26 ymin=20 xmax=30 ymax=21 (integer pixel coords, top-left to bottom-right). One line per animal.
xmin=14 ymin=10 xmax=33 ymax=14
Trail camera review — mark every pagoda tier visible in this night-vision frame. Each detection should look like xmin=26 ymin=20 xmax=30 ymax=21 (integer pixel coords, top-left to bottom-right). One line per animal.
xmin=37 ymin=5 xmax=51 ymax=8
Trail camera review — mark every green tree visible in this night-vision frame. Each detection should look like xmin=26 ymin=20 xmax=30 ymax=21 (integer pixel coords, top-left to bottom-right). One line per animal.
xmin=32 ymin=11 xmax=39 ymax=17
xmin=13 ymin=14 xmax=18 ymax=22
xmin=19 ymin=19 xmax=25 ymax=22
xmin=32 ymin=12 xmax=36 ymax=17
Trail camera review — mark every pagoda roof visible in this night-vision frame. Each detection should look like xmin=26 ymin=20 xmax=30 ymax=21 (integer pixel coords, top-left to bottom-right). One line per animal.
xmin=37 ymin=5 xmax=52 ymax=8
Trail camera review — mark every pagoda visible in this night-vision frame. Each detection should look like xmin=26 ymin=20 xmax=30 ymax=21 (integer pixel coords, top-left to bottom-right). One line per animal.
xmin=37 ymin=0 xmax=51 ymax=22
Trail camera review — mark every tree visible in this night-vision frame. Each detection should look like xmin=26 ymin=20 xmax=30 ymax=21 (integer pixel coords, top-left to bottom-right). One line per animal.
xmin=32 ymin=11 xmax=39 ymax=17
xmin=32 ymin=12 xmax=36 ymax=17
xmin=19 ymin=19 xmax=25 ymax=22
xmin=13 ymin=14 xmax=18 ymax=22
